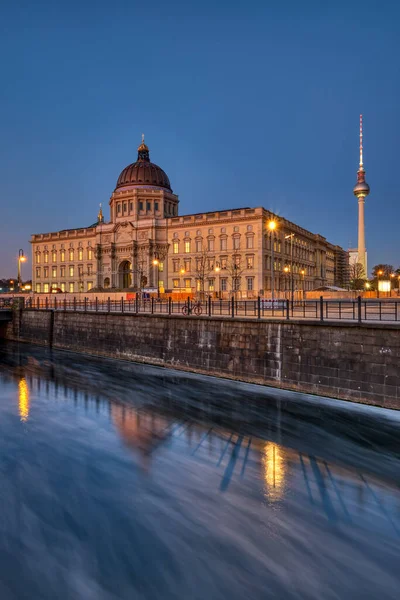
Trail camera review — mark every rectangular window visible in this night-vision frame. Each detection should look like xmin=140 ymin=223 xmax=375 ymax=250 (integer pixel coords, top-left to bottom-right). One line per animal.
xmin=44 ymin=252 xmax=49 ymax=263
xmin=184 ymin=241 xmax=191 ymax=253
xmin=36 ymin=254 xmax=41 ymax=264
xmin=234 ymin=255 xmax=241 ymax=266
xmin=173 ymin=260 xmax=179 ymax=272
xmin=173 ymin=242 xmax=179 ymax=254
xmin=184 ymin=259 xmax=191 ymax=272
xmin=208 ymin=278 xmax=215 ymax=291
xmin=78 ymin=266 xmax=83 ymax=276
xmin=69 ymin=266 xmax=74 ymax=277
xmin=44 ymin=267 xmax=49 ymax=278
xmin=233 ymin=237 xmax=240 ymax=250
xmin=69 ymin=282 xmax=74 ymax=293
xmin=173 ymin=279 xmax=179 ymax=288
xmin=60 ymin=266 xmax=65 ymax=277
xmin=221 ymin=278 xmax=227 ymax=291
xmin=43 ymin=283 xmax=49 ymax=293
xmin=221 ymin=257 xmax=227 ymax=270
xmin=35 ymin=283 xmax=41 ymax=293
xmin=123 ymin=203 xmax=127 ymax=212
xmin=184 ymin=278 xmax=191 ymax=288
xmin=69 ymin=250 xmax=74 ymax=261
xmin=87 ymin=249 xmax=93 ymax=260
xmin=196 ymin=240 xmax=202 ymax=252
xmin=139 ymin=201 xmax=143 ymax=211
xmin=155 ymin=202 xmax=159 ymax=211
xmin=36 ymin=267 xmax=40 ymax=278
xmin=147 ymin=202 xmax=151 ymax=211
xmin=233 ymin=278 xmax=241 ymax=291
xmin=196 ymin=280 xmax=201 ymax=291
xmin=60 ymin=283 xmax=66 ymax=292
xmin=60 ymin=250 xmax=65 ymax=261
xmin=246 ymin=237 xmax=254 ymax=249
xmin=247 ymin=277 xmax=254 ymax=291
xmin=246 ymin=256 xmax=254 ymax=269
xmin=87 ymin=265 xmax=92 ymax=275
xmin=52 ymin=251 xmax=57 ymax=262
xmin=87 ymin=282 xmax=93 ymax=291
xmin=52 ymin=267 xmax=57 ymax=278
xmin=130 ymin=202 xmax=133 ymax=212
xmin=208 ymin=239 xmax=214 ymax=251
xmin=78 ymin=249 xmax=83 ymax=260
xmin=159 ymin=262 xmax=164 ymax=272
xmin=220 ymin=238 xmax=227 ymax=251
xmin=117 ymin=204 xmax=121 ymax=213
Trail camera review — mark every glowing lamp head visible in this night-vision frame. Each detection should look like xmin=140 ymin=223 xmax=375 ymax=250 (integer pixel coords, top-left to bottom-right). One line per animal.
xmin=20 ymin=256 xmax=27 ymax=263
xmin=153 ymin=259 xmax=159 ymax=266
xmin=268 ymin=220 xmax=276 ymax=231
xmin=180 ymin=268 xmax=185 ymax=274
xmin=378 ymin=270 xmax=383 ymax=276
xmin=284 ymin=266 xmax=289 ymax=273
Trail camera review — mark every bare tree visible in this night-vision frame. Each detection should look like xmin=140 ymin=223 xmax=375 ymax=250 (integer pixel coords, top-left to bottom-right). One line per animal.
xmin=226 ymin=255 xmax=245 ymax=298
xmin=349 ymin=261 xmax=366 ymax=290
xmin=135 ymin=246 xmax=148 ymax=291
xmin=193 ymin=244 xmax=214 ymax=300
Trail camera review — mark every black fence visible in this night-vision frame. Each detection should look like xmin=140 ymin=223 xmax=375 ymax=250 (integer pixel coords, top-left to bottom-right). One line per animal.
xmin=19 ymin=295 xmax=400 ymax=323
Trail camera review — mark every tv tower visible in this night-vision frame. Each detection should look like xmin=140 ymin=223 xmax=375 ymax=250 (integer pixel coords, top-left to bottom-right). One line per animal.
xmin=353 ymin=114 xmax=370 ymax=276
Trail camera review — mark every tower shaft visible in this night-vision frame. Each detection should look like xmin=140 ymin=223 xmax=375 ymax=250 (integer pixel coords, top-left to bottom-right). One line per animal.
xmin=358 ymin=197 xmax=367 ymax=274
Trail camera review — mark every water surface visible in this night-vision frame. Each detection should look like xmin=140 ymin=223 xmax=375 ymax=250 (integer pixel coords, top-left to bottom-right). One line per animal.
xmin=0 ymin=341 xmax=399 ymax=600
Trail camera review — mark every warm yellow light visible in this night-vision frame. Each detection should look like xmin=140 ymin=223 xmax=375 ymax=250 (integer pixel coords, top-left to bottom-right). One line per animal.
xmin=20 ymin=256 xmax=27 ymax=262
xmin=180 ymin=268 xmax=185 ymax=274
xmin=300 ymin=269 xmax=305 ymax=275
xmin=365 ymin=282 xmax=370 ymax=289
xmin=18 ymin=378 xmax=30 ymax=422
xmin=24 ymin=285 xmax=31 ymax=290
xmin=263 ymin=441 xmax=286 ymax=502
xmin=378 ymin=270 xmax=383 ymax=275
xmin=215 ymin=266 xmax=220 ymax=272
xmin=153 ymin=259 xmax=159 ymax=266
xmin=284 ymin=266 xmax=289 ymax=273
xmin=268 ymin=220 xmax=276 ymax=231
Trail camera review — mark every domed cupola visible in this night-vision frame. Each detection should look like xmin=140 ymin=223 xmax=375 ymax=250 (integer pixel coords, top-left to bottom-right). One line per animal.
xmin=116 ymin=136 xmax=172 ymax=192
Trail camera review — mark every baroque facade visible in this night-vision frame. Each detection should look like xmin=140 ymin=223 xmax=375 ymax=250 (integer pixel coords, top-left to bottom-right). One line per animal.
xmin=31 ymin=139 xmax=348 ymax=297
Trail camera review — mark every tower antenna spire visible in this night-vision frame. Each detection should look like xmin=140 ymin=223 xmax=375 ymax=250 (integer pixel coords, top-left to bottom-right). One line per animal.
xmin=359 ymin=114 xmax=363 ymax=168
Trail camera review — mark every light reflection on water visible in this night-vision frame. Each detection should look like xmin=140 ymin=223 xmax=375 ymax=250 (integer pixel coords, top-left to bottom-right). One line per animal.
xmin=0 ymin=342 xmax=399 ymax=600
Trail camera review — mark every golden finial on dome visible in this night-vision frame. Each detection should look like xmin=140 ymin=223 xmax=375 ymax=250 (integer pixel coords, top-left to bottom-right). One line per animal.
xmin=98 ymin=203 xmax=104 ymax=223
xmin=138 ymin=133 xmax=149 ymax=152
xmin=137 ymin=134 xmax=150 ymax=161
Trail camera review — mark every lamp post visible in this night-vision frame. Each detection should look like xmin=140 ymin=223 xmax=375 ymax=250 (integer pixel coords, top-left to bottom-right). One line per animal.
xmin=300 ymin=269 xmax=305 ymax=298
xmin=153 ymin=259 xmax=160 ymax=298
xmin=284 ymin=266 xmax=290 ymax=297
xmin=377 ymin=269 xmax=383 ymax=298
xmin=17 ymin=249 xmax=27 ymax=292
xmin=268 ymin=220 xmax=277 ymax=300
xmin=285 ymin=233 xmax=295 ymax=303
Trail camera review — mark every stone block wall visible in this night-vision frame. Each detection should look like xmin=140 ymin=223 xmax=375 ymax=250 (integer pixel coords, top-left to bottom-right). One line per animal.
xmin=2 ymin=309 xmax=400 ymax=409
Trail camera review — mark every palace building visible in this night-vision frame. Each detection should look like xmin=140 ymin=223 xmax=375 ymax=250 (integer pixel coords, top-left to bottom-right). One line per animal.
xmin=30 ymin=138 xmax=348 ymax=297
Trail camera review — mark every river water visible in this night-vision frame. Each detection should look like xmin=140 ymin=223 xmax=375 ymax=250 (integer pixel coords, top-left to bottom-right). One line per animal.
xmin=0 ymin=341 xmax=399 ymax=600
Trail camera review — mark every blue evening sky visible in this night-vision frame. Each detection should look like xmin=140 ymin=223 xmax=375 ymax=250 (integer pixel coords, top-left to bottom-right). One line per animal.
xmin=0 ymin=0 xmax=398 ymax=277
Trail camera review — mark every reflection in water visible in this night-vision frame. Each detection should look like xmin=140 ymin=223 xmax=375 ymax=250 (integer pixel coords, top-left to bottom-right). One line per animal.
xmin=263 ymin=441 xmax=286 ymax=501
xmin=18 ymin=377 xmax=29 ymax=422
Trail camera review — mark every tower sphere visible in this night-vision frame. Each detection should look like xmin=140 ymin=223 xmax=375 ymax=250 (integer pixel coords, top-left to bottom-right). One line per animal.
xmin=353 ymin=180 xmax=370 ymax=198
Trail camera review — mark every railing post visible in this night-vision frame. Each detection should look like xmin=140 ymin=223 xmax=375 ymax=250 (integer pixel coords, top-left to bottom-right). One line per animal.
xmin=136 ymin=294 xmax=139 ymax=314
xmin=121 ymin=297 xmax=124 ymax=313
xmin=95 ymin=297 xmax=98 ymax=312
xmin=151 ymin=297 xmax=154 ymax=314
xmin=54 ymin=297 xmax=57 ymax=311
xmin=208 ymin=296 xmax=211 ymax=317
xmin=168 ymin=297 xmax=172 ymax=315
xmin=107 ymin=297 xmax=110 ymax=313
xmin=257 ymin=296 xmax=261 ymax=320
xmin=63 ymin=297 xmax=66 ymax=311
xmin=73 ymin=296 xmax=77 ymax=311
xmin=286 ymin=298 xmax=290 ymax=320
xmin=45 ymin=296 xmax=48 ymax=310
xmin=231 ymin=296 xmax=234 ymax=318
xmin=319 ymin=296 xmax=324 ymax=321
xmin=357 ymin=295 xmax=362 ymax=324
xmin=84 ymin=297 xmax=87 ymax=312
xmin=37 ymin=297 xmax=40 ymax=310
xmin=395 ymin=301 xmax=398 ymax=322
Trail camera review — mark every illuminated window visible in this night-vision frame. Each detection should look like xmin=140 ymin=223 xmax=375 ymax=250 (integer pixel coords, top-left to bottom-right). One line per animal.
xmin=221 ymin=257 xmax=227 ymax=270
xmin=87 ymin=249 xmax=93 ymax=260
xmin=44 ymin=252 xmax=49 ymax=263
xmin=60 ymin=266 xmax=65 ymax=277
xmin=43 ymin=283 xmax=49 ymax=293
xmin=78 ymin=266 xmax=83 ymax=276
xmin=159 ymin=262 xmax=164 ymax=272
xmin=78 ymin=249 xmax=83 ymax=260
xmin=36 ymin=253 xmax=41 ymax=264
xmin=36 ymin=268 xmax=40 ymax=278
xmin=246 ymin=256 xmax=254 ymax=269
xmin=69 ymin=250 xmax=74 ymax=261
xmin=173 ymin=279 xmax=179 ymax=288
xmin=60 ymin=250 xmax=65 ymax=261
xmin=60 ymin=283 xmax=65 ymax=292
xmin=52 ymin=251 xmax=57 ymax=262
xmin=52 ymin=267 xmax=57 ymax=278
xmin=69 ymin=266 xmax=74 ymax=277
xmin=184 ymin=241 xmax=191 ymax=253
xmin=208 ymin=278 xmax=215 ymax=292
xmin=35 ymin=283 xmax=41 ymax=293
xmin=69 ymin=282 xmax=74 ymax=293
xmin=184 ymin=278 xmax=191 ymax=288
xmin=44 ymin=267 xmax=49 ymax=278
xmin=173 ymin=241 xmax=179 ymax=254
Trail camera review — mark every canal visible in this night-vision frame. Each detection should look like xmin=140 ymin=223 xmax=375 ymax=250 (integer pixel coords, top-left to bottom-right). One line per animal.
xmin=0 ymin=341 xmax=399 ymax=600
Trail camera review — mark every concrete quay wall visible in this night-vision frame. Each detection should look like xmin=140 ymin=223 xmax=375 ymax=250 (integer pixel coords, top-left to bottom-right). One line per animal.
xmin=2 ymin=309 xmax=400 ymax=409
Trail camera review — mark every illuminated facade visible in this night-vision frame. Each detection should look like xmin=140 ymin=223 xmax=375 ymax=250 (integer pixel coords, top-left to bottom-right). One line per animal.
xmin=31 ymin=138 xmax=348 ymax=297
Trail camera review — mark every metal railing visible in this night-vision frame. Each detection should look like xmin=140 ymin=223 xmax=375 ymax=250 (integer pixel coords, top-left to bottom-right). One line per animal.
xmin=18 ymin=295 xmax=400 ymax=323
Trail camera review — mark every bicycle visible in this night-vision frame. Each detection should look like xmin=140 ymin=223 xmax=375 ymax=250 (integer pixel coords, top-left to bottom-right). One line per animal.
xmin=182 ymin=301 xmax=202 ymax=316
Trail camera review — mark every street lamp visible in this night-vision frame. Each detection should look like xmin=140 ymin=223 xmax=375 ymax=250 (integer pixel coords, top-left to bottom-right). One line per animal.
xmin=268 ymin=220 xmax=277 ymax=300
xmin=283 ymin=265 xmax=289 ymax=295
xmin=285 ymin=233 xmax=295 ymax=303
xmin=17 ymin=249 xmax=27 ymax=292
xmin=153 ymin=259 xmax=160 ymax=298
xmin=300 ymin=269 xmax=305 ymax=298
xmin=377 ymin=270 xmax=383 ymax=298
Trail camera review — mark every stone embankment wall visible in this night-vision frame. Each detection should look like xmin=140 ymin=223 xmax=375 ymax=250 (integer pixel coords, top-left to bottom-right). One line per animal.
xmin=2 ymin=309 xmax=400 ymax=409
